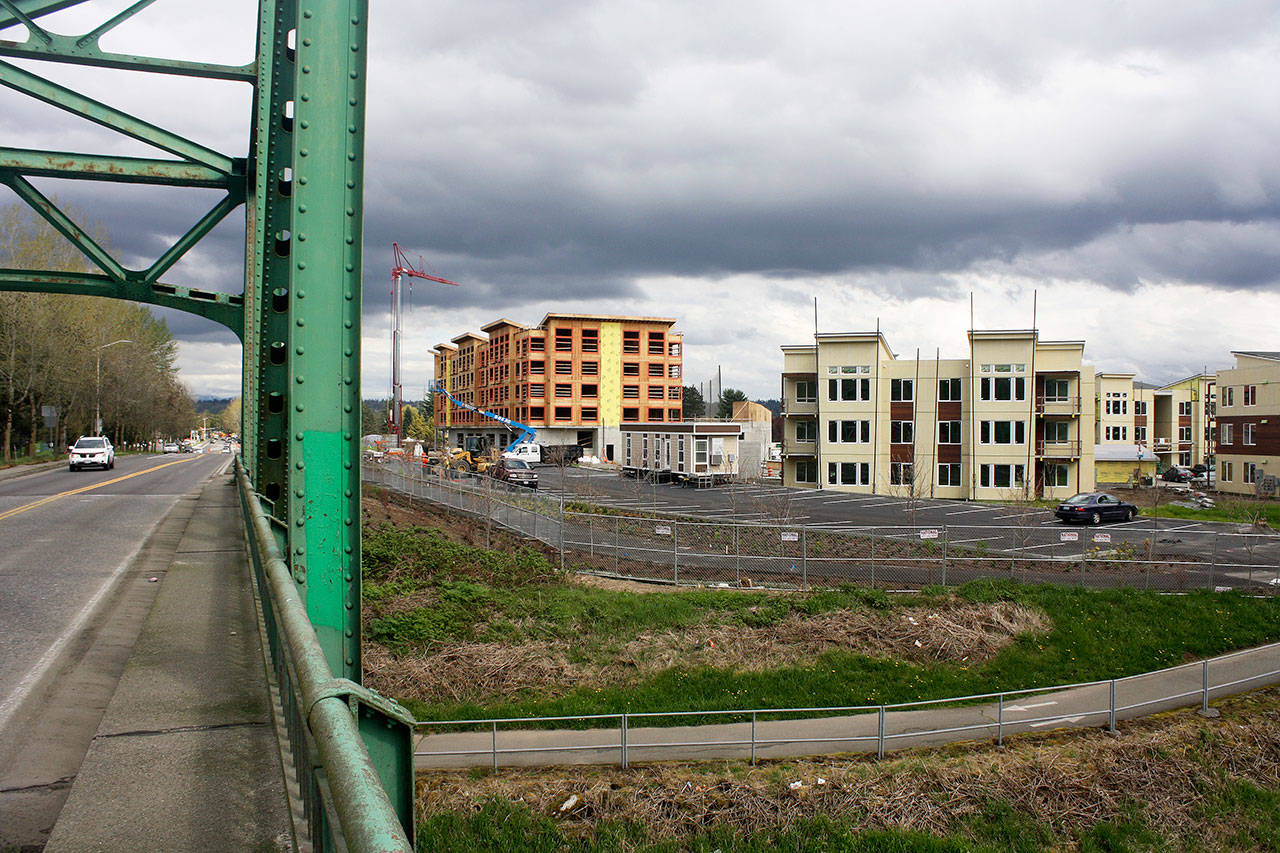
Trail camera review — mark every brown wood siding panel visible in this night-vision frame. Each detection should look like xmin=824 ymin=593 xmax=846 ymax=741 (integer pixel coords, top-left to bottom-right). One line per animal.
xmin=937 ymin=444 xmax=961 ymax=463
xmin=1217 ymin=415 xmax=1280 ymax=456
xmin=890 ymin=402 xmax=914 ymax=420
xmin=938 ymin=401 xmax=962 ymax=420
xmin=1179 ymin=415 xmax=1191 ymax=426
xmin=1134 ymin=415 xmax=1147 ymax=426
xmin=890 ymin=444 xmax=914 ymax=463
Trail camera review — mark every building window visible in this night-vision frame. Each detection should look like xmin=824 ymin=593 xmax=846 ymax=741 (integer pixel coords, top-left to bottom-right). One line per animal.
xmin=1220 ymin=423 xmax=1233 ymax=445
xmin=529 ymin=360 xmax=545 ymax=375
xmin=555 ymin=383 xmax=573 ymax=398
xmin=625 ymin=434 xmax=631 ymax=461
xmin=648 ymin=363 xmax=664 ymax=377
xmin=581 ymin=407 xmax=598 ymax=421
xmin=648 ymin=407 xmax=664 ymax=421
xmin=554 ymin=406 xmax=572 ymax=421
xmin=1045 ymin=421 xmax=1069 ymax=443
xmin=623 ymin=362 xmax=640 ymax=377
xmin=1178 ymin=452 xmax=1191 ymax=466
xmin=529 ymin=337 xmax=544 ymax=352
xmin=1223 ymin=387 xmax=1234 ymax=407
xmin=695 ymin=438 xmax=708 ymax=465
xmin=828 ymin=419 xmax=871 ymax=443
xmin=1244 ymin=423 xmax=1257 ymax=445
xmin=794 ymin=459 xmax=816 ymax=483
xmin=668 ymin=342 xmax=681 ymax=357
xmin=678 ymin=435 xmax=685 ymax=466
xmin=1244 ymin=385 xmax=1257 ymax=406
xmin=981 ymin=376 xmax=1026 ymax=402
xmin=622 ymin=407 xmax=639 ymax=421
xmin=647 ymin=331 xmax=665 ymax=355
xmin=1134 ymin=426 xmax=1147 ymax=442
xmin=1178 ymin=425 xmax=1192 ymax=442
xmin=581 ymin=328 xmax=598 ymax=352
xmin=938 ymin=421 xmax=961 ymax=444
xmin=938 ymin=378 xmax=962 ymax=401
xmin=889 ymin=462 xmax=914 ymax=485
xmin=1046 ymin=463 xmax=1069 ymax=486
xmin=980 ymin=420 xmax=1026 ymax=444
xmin=1044 ymin=379 xmax=1070 ymax=401
xmin=890 ymin=421 xmax=913 ymax=443
xmin=1221 ymin=461 xmax=1233 ymax=482
xmin=890 ymin=379 xmax=913 ymax=402
xmin=795 ymin=420 xmax=816 ymax=442
xmin=828 ymin=461 xmax=870 ymax=485
xmin=937 ymin=463 xmax=960 ymax=486
xmin=979 ymin=464 xmax=1025 ymax=489
xmin=1104 ymin=426 xmax=1128 ymax=441
xmin=1245 ymin=462 xmax=1258 ymax=484
xmin=795 ymin=380 xmax=817 ymax=402
xmin=623 ymin=385 xmax=639 ymax=399
xmin=667 ymin=386 xmax=681 ymax=400
xmin=827 ymin=377 xmax=870 ymax=401
xmin=555 ymin=360 xmax=572 ymax=375
xmin=668 ymin=408 xmax=681 ymax=421
xmin=529 ymin=406 xmax=545 ymax=420
xmin=622 ymin=331 xmax=640 ymax=354
xmin=581 ymin=383 xmax=598 ymax=398
xmin=1177 ymin=400 xmax=1191 ymax=416
xmin=669 ymin=364 xmax=681 ymax=379
xmin=554 ymin=328 xmax=573 ymax=351
xmin=648 ymin=386 xmax=665 ymax=399
xmin=529 ymin=383 xmax=545 ymax=398
xmin=1134 ymin=400 xmax=1147 ymax=415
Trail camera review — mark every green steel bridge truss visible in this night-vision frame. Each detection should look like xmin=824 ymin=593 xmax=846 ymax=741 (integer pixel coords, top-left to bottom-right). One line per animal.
xmin=0 ymin=1 xmax=412 ymax=840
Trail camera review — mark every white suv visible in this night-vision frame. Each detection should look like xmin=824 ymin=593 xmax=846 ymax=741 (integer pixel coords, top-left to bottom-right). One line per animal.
xmin=69 ymin=436 xmax=115 ymax=471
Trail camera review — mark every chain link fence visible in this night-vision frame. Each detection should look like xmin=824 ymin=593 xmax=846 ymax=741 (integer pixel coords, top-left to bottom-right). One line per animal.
xmin=364 ymin=460 xmax=1280 ymax=593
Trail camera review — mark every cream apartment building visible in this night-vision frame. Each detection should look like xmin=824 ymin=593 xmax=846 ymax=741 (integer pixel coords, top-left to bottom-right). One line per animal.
xmin=1215 ymin=351 xmax=1280 ymax=496
xmin=781 ymin=329 xmax=1095 ymax=500
xmin=1094 ymin=371 xmax=1216 ymax=472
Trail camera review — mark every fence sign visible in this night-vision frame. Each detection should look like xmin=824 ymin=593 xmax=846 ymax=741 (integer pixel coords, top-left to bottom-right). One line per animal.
xmin=1092 ymin=532 xmax=1112 ymax=544
xmin=781 ymin=531 xmax=799 ymax=542
xmin=919 ymin=529 xmax=940 ymax=540
xmin=655 ymin=525 xmax=672 ymax=536
xmin=1060 ymin=531 xmax=1079 ymax=542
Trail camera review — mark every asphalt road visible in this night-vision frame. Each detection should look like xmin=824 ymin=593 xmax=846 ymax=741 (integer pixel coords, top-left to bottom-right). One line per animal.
xmin=0 ymin=450 xmax=230 ymax=730
xmin=532 ymin=466 xmax=1280 ymax=583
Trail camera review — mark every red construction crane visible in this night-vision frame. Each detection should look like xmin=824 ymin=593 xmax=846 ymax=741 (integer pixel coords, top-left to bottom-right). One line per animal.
xmin=389 ymin=243 xmax=459 ymax=443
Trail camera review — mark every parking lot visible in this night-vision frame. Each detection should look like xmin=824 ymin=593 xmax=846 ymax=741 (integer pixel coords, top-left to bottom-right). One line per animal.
xmin=533 ymin=466 xmax=1280 ymax=580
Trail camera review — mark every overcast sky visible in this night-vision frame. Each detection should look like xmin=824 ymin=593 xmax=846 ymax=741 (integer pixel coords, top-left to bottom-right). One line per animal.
xmin=2 ymin=1 xmax=1278 ymax=400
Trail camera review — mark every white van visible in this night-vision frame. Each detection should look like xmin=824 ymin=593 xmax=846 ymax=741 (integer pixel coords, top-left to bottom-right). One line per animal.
xmin=502 ymin=442 xmax=541 ymax=463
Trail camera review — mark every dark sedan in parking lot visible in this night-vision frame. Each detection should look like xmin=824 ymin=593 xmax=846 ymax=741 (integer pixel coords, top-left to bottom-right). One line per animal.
xmin=1055 ymin=492 xmax=1139 ymax=525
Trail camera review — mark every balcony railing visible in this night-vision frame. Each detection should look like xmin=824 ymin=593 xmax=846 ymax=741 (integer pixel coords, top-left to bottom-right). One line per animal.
xmin=1035 ymin=395 xmax=1081 ymax=415
xmin=1036 ymin=439 xmax=1081 ymax=458
xmin=1153 ymin=437 xmax=1173 ymax=450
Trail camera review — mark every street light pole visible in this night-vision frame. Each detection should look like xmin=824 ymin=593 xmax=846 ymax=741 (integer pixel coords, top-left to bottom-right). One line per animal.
xmin=95 ymin=339 xmax=133 ymax=436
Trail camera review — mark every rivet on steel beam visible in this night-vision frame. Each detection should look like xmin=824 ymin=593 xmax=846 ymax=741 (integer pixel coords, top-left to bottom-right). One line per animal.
xmin=297 ymin=318 xmax=305 ymax=326
xmin=295 ymin=460 xmax=304 ymax=469
xmin=296 ymin=432 xmax=304 ymax=441
xmin=345 ymin=629 xmax=353 ymax=637
xmin=296 ymin=490 xmax=304 ymax=498
xmin=299 ymin=121 xmax=308 ymax=130
xmin=302 ymin=65 xmax=310 ymax=73
xmin=295 ymin=376 xmax=304 ymax=383
xmin=299 ymin=148 xmax=308 ymax=157
xmin=344 ymin=461 xmax=352 ymax=469
xmin=297 ymin=262 xmax=306 ymax=270
xmin=295 ymin=518 xmax=303 ymax=527
xmin=299 ymin=203 xmax=307 ymax=211
xmin=295 ymin=347 xmax=304 ymax=355
xmin=297 ymin=289 xmax=305 ymax=298
xmin=296 ymin=404 xmax=304 ymax=411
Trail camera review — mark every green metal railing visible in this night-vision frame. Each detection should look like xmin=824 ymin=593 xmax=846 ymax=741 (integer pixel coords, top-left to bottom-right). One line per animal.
xmin=238 ymin=459 xmax=414 ymax=852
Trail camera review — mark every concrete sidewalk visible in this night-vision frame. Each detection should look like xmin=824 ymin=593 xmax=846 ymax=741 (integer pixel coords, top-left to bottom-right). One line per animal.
xmin=45 ymin=471 xmax=294 ymax=852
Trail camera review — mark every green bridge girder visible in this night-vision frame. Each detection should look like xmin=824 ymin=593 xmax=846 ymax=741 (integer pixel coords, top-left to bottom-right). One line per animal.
xmin=0 ymin=1 xmax=409 ymax=837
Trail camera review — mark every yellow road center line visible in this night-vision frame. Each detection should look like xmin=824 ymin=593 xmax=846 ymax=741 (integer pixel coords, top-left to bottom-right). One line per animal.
xmin=0 ymin=457 xmax=196 ymax=522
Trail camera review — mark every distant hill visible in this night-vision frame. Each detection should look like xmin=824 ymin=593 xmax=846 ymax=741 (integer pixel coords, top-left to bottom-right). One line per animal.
xmin=195 ymin=398 xmax=233 ymax=414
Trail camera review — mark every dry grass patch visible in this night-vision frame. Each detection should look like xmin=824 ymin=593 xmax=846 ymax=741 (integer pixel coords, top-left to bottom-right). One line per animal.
xmin=365 ymin=600 xmax=1047 ymax=706
xmin=417 ymin=689 xmax=1280 ymax=850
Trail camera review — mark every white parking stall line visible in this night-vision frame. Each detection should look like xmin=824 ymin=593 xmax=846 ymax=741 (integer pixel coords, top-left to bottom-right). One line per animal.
xmin=1162 ymin=523 xmax=1205 ymax=531
xmin=993 ymin=511 xmax=1049 ymax=520
xmin=946 ymin=536 xmax=996 ymax=544
xmin=1011 ymin=541 xmax=1069 ymax=551
xmin=947 ymin=507 xmax=996 ymax=516
xmin=862 ymin=500 xmax=905 ymax=507
xmin=1108 ymin=519 xmax=1153 ymax=528
xmin=790 ymin=491 xmax=837 ymax=501
xmin=820 ymin=497 xmax=877 ymax=504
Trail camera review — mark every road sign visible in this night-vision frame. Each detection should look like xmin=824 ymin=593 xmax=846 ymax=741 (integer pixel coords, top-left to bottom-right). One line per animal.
xmin=1060 ymin=531 xmax=1079 ymax=542
xmin=1092 ymin=532 xmax=1112 ymax=543
xmin=919 ymin=529 xmax=940 ymax=539
xmin=781 ymin=531 xmax=799 ymax=542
